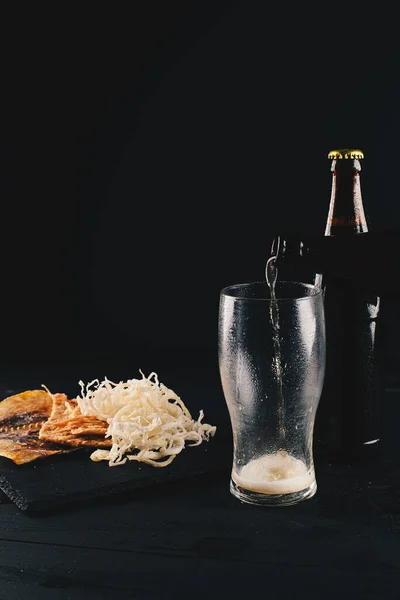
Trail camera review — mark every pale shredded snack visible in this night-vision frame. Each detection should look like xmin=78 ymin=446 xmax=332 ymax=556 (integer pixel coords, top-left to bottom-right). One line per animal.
xmin=76 ymin=371 xmax=216 ymax=467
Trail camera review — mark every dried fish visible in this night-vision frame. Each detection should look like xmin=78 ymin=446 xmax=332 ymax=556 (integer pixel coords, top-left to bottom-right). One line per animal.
xmin=0 ymin=390 xmax=74 ymax=465
xmin=38 ymin=394 xmax=111 ymax=448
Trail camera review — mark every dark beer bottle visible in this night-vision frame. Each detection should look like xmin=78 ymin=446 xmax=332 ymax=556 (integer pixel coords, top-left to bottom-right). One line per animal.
xmin=273 ymin=149 xmax=384 ymax=462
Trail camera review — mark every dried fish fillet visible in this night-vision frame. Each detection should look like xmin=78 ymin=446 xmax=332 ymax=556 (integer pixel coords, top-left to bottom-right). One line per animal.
xmin=39 ymin=394 xmax=111 ymax=448
xmin=0 ymin=390 xmax=74 ymax=465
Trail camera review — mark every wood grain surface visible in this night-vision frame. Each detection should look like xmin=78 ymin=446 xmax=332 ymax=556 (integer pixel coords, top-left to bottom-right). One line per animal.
xmin=0 ymin=468 xmax=399 ymax=600
xmin=0 ymin=387 xmax=399 ymax=599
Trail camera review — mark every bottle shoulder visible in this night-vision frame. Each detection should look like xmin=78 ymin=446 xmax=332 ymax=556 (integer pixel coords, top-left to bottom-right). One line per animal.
xmin=272 ymin=229 xmax=400 ymax=298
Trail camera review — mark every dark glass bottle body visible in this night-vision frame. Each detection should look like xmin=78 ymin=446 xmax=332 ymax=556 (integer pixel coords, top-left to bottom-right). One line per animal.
xmin=274 ymin=157 xmax=384 ymax=463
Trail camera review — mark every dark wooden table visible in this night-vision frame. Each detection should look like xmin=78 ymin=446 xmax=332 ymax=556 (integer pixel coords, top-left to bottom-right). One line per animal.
xmin=0 ymin=369 xmax=399 ymax=600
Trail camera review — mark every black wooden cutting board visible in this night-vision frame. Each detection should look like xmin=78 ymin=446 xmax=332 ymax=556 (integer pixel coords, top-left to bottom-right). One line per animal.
xmin=0 ymin=416 xmax=232 ymax=513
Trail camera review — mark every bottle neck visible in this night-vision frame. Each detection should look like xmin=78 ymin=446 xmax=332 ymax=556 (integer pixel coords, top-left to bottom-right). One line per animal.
xmin=325 ymin=159 xmax=368 ymax=236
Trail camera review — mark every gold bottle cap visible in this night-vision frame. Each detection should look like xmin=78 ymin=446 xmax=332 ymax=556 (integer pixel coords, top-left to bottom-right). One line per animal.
xmin=328 ymin=149 xmax=364 ymax=159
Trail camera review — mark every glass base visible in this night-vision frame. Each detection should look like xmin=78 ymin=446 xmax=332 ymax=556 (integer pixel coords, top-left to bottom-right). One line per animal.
xmin=230 ymin=478 xmax=317 ymax=507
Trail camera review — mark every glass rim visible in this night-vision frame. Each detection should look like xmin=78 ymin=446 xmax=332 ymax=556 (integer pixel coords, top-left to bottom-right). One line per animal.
xmin=220 ymin=280 xmax=323 ymax=302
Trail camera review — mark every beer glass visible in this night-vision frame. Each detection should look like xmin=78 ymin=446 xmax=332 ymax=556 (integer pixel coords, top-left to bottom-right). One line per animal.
xmin=218 ymin=280 xmax=325 ymax=506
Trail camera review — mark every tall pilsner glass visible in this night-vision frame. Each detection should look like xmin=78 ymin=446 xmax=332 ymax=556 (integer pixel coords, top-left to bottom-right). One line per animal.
xmin=218 ymin=281 xmax=326 ymax=506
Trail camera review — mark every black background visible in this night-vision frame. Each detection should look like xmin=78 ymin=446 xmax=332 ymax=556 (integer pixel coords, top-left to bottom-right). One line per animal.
xmin=1 ymin=1 xmax=400 ymax=387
